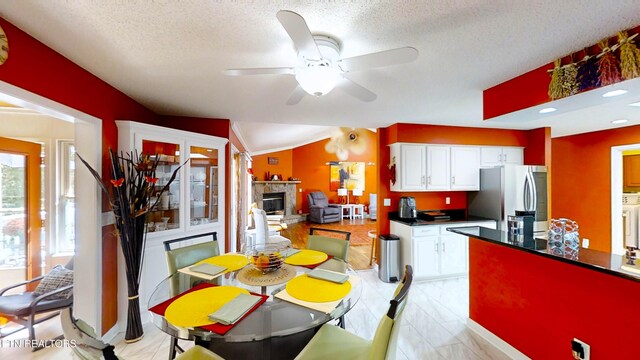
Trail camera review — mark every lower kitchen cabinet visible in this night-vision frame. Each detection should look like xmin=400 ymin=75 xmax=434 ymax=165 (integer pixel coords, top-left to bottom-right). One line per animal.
xmin=392 ymin=220 xmax=495 ymax=279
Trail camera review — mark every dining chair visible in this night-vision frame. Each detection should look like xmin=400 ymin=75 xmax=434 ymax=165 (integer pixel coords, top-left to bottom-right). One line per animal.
xmin=294 ymin=265 xmax=413 ymax=360
xmin=163 ymin=232 xmax=219 ymax=360
xmin=175 ymin=345 xmax=225 ymax=360
xmin=251 ymin=208 xmax=292 ymax=247
xmin=307 ymin=227 xmax=351 ymax=328
xmin=307 ymin=227 xmax=351 ymax=261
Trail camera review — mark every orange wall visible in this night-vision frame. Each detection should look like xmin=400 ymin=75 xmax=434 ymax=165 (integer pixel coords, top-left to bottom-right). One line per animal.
xmin=252 ymin=149 xmax=293 ymax=181
xmin=552 ymin=125 xmax=640 ymax=252
xmin=377 ymin=123 xmax=547 ymax=236
xmin=292 ymin=130 xmax=378 ymax=213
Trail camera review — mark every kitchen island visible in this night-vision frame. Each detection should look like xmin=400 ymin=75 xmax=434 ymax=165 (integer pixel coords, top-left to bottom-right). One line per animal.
xmin=448 ymin=226 xmax=640 ymax=359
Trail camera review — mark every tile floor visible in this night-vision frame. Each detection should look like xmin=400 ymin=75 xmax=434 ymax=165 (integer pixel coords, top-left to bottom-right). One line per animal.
xmin=1 ymin=270 xmax=511 ymax=360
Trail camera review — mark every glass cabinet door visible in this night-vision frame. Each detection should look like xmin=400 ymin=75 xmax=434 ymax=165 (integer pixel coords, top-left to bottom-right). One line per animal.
xmin=189 ymin=146 xmax=218 ymax=226
xmin=142 ymin=140 xmax=181 ymax=233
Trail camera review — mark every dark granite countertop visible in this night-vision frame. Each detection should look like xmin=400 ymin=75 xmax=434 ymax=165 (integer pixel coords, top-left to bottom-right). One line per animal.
xmin=447 ymin=226 xmax=640 ymax=283
xmin=389 ymin=209 xmax=496 ymax=226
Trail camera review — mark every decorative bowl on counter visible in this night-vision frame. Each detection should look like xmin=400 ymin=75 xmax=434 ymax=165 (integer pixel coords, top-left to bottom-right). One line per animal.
xmin=246 ymin=243 xmax=287 ymax=274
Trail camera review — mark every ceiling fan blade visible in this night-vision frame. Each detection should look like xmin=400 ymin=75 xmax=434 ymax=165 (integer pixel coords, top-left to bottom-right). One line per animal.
xmin=338 ymin=77 xmax=377 ymax=102
xmin=337 ymin=47 xmax=419 ymax=72
xmin=286 ymin=85 xmax=306 ymax=105
xmin=223 ymin=67 xmax=295 ymax=76
xmin=276 ymin=10 xmax=322 ymax=60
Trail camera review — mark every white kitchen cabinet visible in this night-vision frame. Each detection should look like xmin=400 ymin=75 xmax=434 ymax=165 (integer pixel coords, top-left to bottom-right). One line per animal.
xmin=390 ymin=143 xmax=426 ymax=191
xmin=480 ymin=146 xmax=524 ymax=167
xmin=391 ymin=142 xmax=481 ymax=192
xmin=426 ymin=146 xmax=450 ymax=190
xmin=450 ymin=146 xmax=480 ymax=190
xmin=392 ymin=220 xmax=496 ymax=279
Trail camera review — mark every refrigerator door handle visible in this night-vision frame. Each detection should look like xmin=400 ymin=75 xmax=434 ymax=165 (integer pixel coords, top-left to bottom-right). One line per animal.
xmin=523 ymin=175 xmax=530 ymax=211
xmin=529 ymin=171 xmax=538 ymax=214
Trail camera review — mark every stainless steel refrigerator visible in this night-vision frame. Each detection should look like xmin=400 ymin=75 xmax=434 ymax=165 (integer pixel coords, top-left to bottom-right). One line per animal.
xmin=468 ymin=165 xmax=548 ymax=236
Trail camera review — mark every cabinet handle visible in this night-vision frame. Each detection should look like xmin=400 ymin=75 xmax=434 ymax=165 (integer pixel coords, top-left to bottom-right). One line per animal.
xmin=422 ymin=175 xmax=425 ymax=184
xmin=435 ymin=243 xmax=439 ymax=252
xmin=428 ymin=176 xmax=431 ymax=184
xmin=498 ymin=153 xmax=502 ymax=162
xmin=442 ymin=243 xmax=446 ymax=252
xmin=452 ymin=176 xmax=455 ymax=184
xmin=504 ymin=153 xmax=507 ymax=162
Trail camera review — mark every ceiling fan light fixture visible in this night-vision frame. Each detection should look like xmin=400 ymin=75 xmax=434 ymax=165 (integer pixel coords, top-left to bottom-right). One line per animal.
xmin=295 ymin=64 xmax=340 ymax=96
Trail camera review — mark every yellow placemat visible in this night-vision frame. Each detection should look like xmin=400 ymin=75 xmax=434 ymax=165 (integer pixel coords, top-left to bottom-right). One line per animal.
xmin=285 ymin=274 xmax=352 ymax=302
xmin=196 ymin=254 xmax=249 ymax=272
xmin=275 ymin=275 xmax=361 ymax=313
xmin=165 ymin=286 xmax=250 ymax=328
xmin=284 ymin=249 xmax=328 ymax=266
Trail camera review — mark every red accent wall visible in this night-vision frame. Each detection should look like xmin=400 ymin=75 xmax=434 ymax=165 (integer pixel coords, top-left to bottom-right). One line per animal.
xmin=483 ymin=63 xmax=553 ymax=120
xmin=469 ymin=237 xmax=640 ymax=358
xmin=552 ymin=125 xmax=640 ymax=252
xmin=0 ymin=17 xmax=159 ymax=334
xmin=376 ymin=124 xmax=545 ymax=237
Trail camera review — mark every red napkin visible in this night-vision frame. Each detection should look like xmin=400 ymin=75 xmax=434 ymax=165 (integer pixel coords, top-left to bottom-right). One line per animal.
xmin=299 ymin=255 xmax=334 ymax=269
xmin=148 ymin=283 xmax=268 ymax=335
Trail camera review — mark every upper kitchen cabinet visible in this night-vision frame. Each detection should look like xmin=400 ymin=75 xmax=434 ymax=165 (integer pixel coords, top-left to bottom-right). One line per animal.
xmin=116 ymin=121 xmax=227 ymax=241
xmin=480 ymin=146 xmax=523 ymax=167
xmin=624 ymin=155 xmax=640 ymax=187
xmin=426 ymin=146 xmax=450 ymax=191
xmin=390 ymin=143 xmax=480 ymax=191
xmin=390 ymin=143 xmax=426 ymax=191
xmin=450 ymin=146 xmax=480 ymax=190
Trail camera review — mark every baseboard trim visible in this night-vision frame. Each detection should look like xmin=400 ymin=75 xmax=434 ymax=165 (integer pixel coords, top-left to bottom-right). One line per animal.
xmin=101 ymin=321 xmax=122 ymax=345
xmin=466 ymin=318 xmax=530 ymax=360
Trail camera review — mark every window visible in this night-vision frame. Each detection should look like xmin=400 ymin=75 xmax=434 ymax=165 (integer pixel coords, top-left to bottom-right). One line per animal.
xmin=56 ymin=141 xmax=74 ymax=254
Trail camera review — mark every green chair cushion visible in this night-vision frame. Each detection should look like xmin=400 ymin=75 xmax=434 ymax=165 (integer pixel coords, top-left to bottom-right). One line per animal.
xmin=295 ymin=323 xmax=371 ymax=360
xmin=166 ymin=241 xmax=220 ymax=274
xmin=308 ymin=235 xmax=349 ymax=261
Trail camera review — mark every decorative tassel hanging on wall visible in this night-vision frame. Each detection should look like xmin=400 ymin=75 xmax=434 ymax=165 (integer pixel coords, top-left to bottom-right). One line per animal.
xmin=597 ymin=39 xmax=621 ymax=86
xmin=548 ymin=59 xmax=564 ymax=100
xmin=561 ymin=55 xmax=578 ymax=97
xmin=577 ymin=50 xmax=599 ymax=91
xmin=618 ymin=31 xmax=640 ymax=80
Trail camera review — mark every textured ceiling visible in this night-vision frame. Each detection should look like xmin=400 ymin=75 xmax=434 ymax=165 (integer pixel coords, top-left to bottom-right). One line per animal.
xmin=0 ymin=1 xmax=639 ymax=153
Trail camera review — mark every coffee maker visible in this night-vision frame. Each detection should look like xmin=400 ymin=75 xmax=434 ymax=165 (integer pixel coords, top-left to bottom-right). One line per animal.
xmin=398 ymin=197 xmax=417 ymax=219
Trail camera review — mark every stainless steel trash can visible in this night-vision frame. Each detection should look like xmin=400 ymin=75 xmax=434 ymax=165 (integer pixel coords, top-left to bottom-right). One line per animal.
xmin=378 ymin=234 xmax=400 ymax=282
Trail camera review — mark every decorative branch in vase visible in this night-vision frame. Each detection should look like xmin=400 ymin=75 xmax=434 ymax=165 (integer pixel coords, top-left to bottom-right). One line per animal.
xmin=77 ymin=149 xmax=183 ymax=343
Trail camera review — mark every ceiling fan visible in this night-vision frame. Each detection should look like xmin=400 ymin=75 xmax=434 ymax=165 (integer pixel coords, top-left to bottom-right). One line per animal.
xmin=224 ymin=10 xmax=419 ymax=105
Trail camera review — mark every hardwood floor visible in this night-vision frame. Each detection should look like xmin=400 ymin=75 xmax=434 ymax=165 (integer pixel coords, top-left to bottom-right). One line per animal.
xmin=280 ymin=218 xmax=377 ymax=270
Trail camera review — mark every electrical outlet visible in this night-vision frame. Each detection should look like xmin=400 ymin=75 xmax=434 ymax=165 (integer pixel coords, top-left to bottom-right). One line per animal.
xmin=299 ymin=188 xmax=302 ymax=192
xmin=582 ymin=238 xmax=589 ymax=248
xmin=445 ymin=197 xmax=450 ymax=205
xmin=572 ymin=338 xmax=590 ymax=360
xmin=383 ymin=198 xmax=391 ymax=206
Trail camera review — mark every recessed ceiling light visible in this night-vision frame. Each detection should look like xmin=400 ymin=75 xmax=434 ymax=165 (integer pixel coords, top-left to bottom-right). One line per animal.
xmin=630 ymin=102 xmax=640 ymax=107
xmin=603 ymin=89 xmax=628 ymax=98
xmin=611 ymin=119 xmax=628 ymax=124
xmin=539 ymin=107 xmax=557 ymax=114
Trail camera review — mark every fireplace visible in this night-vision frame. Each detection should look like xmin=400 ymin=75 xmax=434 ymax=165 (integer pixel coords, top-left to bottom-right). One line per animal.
xmin=262 ymin=192 xmax=285 ymax=215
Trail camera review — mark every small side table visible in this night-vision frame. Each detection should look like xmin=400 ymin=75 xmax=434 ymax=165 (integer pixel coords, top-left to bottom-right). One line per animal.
xmin=352 ymin=204 xmax=364 ymax=219
xmin=368 ymin=230 xmax=377 ymax=266
xmin=340 ymin=204 xmax=353 ymax=219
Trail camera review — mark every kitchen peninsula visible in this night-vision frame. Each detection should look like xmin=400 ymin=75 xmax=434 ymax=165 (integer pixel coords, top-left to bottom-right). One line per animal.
xmin=448 ymin=226 xmax=640 ymax=359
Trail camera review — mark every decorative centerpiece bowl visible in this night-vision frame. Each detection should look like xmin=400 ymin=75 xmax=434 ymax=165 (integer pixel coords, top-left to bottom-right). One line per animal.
xmin=246 ymin=243 xmax=287 ymax=273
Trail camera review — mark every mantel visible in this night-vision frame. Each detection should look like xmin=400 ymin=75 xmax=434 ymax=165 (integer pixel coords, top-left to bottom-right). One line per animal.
xmin=253 ymin=181 xmax=301 ymax=184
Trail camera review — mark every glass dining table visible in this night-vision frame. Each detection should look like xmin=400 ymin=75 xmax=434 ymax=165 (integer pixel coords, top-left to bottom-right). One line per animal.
xmin=148 ymin=257 xmax=362 ymax=360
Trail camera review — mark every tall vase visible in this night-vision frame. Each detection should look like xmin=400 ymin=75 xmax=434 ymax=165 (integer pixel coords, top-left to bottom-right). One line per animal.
xmin=125 ymin=293 xmax=144 ymax=343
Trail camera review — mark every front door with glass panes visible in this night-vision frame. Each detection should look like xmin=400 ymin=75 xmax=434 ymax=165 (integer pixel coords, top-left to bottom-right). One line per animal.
xmin=0 ymin=137 xmax=42 ymax=290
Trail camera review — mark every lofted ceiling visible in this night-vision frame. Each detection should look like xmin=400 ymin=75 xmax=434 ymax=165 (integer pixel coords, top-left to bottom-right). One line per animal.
xmin=0 ymin=1 xmax=639 ymax=153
